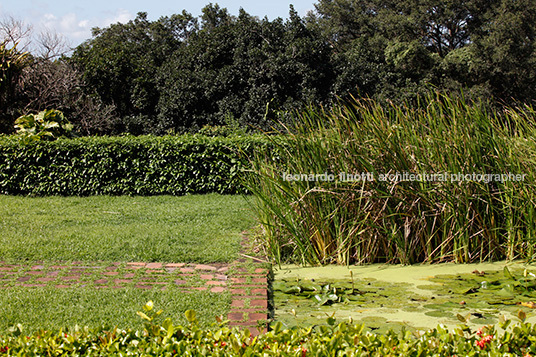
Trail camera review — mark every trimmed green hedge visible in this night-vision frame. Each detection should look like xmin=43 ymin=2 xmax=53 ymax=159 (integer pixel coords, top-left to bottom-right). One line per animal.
xmin=0 ymin=135 xmax=267 ymax=195
xmin=1 ymin=303 xmax=535 ymax=356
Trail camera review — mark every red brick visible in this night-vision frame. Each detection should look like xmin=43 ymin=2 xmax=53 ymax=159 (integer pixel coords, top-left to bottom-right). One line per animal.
xmin=127 ymin=262 xmax=146 ymax=267
xmin=228 ymin=321 xmax=256 ymax=327
xmin=102 ymin=272 xmax=119 ymax=276
xmin=174 ymin=279 xmax=187 ymax=285
xmin=94 ymin=279 xmax=108 ymax=284
xmin=231 ymin=288 xmax=246 ymax=295
xmin=231 ymin=277 xmax=247 ymax=284
xmin=250 ymin=328 xmax=267 ymax=337
xmin=26 ymin=271 xmax=44 ymax=276
xmin=217 ymin=267 xmax=229 ymax=273
xmin=215 ymin=274 xmax=228 ymax=281
xmin=31 ymin=265 xmax=46 ymax=270
xmin=250 ymin=299 xmax=268 ymax=308
xmin=114 ymin=279 xmax=132 ymax=284
xmin=55 ymin=284 xmax=71 ymax=288
xmin=194 ymin=264 xmax=217 ymax=271
xmin=228 ymin=312 xmax=244 ymax=321
xmin=16 ymin=283 xmax=46 ymax=287
xmin=200 ymin=274 xmax=214 ymax=280
xmin=210 ymin=286 xmax=225 ymax=293
xmin=254 ymin=268 xmax=267 ymax=274
xmin=123 ymin=273 xmax=136 ymax=278
xmin=146 ymin=263 xmax=162 ymax=269
xmin=231 ymin=300 xmax=244 ymax=308
xmin=165 ymin=263 xmax=186 ymax=268
xmin=206 ymin=281 xmax=225 ymax=286
xmin=36 ymin=277 xmax=55 ymax=282
xmin=192 ymin=287 xmax=207 ymax=291
xmin=252 ymin=278 xmax=267 ymax=284
xmin=251 ymin=288 xmax=267 ymax=296
xmin=180 ymin=267 xmax=195 ymax=273
xmin=135 ymin=284 xmax=152 ymax=289
xmin=248 ymin=313 xmax=267 ymax=321
xmin=17 ymin=276 xmax=31 ymax=282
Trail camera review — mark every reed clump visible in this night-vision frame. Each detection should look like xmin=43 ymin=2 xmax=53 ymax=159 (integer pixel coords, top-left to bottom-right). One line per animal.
xmin=246 ymin=93 xmax=536 ymax=265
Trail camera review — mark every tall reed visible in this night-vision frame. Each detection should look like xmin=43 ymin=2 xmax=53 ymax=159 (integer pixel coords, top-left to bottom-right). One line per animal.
xmin=245 ymin=93 xmax=536 ymax=265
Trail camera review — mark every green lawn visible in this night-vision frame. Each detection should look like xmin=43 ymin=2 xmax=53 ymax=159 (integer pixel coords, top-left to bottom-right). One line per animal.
xmin=0 ymin=287 xmax=230 ymax=333
xmin=0 ymin=194 xmax=255 ymax=332
xmin=0 ymin=194 xmax=254 ymax=263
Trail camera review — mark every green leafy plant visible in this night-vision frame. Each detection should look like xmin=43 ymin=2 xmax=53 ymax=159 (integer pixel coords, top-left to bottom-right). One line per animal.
xmin=0 ymin=134 xmax=270 ymax=195
xmin=1 ymin=301 xmax=536 ymax=356
xmin=14 ymin=109 xmax=74 ymax=141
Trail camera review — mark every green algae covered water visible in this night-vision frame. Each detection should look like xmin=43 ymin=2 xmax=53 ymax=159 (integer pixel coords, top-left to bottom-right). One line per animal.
xmin=273 ymin=262 xmax=536 ymax=333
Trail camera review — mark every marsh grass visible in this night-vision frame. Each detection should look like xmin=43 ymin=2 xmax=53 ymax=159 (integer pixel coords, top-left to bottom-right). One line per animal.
xmin=246 ymin=93 xmax=536 ymax=265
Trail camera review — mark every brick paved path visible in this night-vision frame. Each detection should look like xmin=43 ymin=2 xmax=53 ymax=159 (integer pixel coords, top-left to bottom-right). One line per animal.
xmin=0 ymin=236 xmax=271 ymax=336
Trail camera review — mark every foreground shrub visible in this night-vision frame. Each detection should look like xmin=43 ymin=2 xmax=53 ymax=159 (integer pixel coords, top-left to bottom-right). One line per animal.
xmin=1 ymin=302 xmax=536 ymax=356
xmin=14 ymin=109 xmax=74 ymax=142
xmin=246 ymin=93 xmax=536 ymax=265
xmin=0 ymin=134 xmax=266 ymax=195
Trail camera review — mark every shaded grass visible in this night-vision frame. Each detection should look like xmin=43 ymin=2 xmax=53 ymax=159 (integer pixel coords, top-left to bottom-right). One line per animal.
xmin=0 ymin=287 xmax=230 ymax=333
xmin=0 ymin=194 xmax=254 ymax=263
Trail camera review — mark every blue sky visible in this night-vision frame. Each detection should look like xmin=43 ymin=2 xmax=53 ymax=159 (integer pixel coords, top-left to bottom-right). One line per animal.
xmin=0 ymin=0 xmax=317 ymax=48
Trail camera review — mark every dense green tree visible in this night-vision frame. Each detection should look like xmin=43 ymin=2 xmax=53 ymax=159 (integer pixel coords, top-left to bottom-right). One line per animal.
xmin=312 ymin=0 xmax=535 ymax=104
xmin=70 ymin=12 xmax=197 ymax=134
xmin=156 ymin=5 xmax=333 ymax=133
xmin=12 ymin=0 xmax=535 ymax=135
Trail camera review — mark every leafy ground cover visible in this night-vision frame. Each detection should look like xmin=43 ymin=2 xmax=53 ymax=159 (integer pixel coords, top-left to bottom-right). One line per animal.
xmin=0 ymin=194 xmax=254 ymax=263
xmin=0 ymin=194 xmax=255 ymax=333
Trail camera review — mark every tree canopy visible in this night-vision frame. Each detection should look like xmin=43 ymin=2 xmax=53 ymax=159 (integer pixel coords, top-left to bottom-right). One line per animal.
xmin=2 ymin=0 xmax=535 ymax=135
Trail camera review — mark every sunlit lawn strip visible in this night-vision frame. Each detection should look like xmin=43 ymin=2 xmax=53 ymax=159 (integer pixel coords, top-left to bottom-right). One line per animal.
xmin=0 ymin=287 xmax=230 ymax=334
xmin=0 ymin=194 xmax=254 ymax=263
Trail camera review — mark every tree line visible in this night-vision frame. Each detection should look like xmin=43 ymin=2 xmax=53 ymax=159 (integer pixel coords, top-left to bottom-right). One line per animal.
xmin=1 ymin=0 xmax=535 ymax=135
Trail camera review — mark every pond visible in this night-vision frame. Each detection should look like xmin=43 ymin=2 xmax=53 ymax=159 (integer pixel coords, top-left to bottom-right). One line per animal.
xmin=272 ymin=262 xmax=536 ymax=334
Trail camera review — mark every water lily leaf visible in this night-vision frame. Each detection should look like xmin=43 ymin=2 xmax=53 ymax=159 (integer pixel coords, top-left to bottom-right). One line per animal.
xmin=504 ymin=266 xmax=516 ymax=280
xmin=283 ymin=286 xmax=302 ymax=294
xmin=425 ymin=310 xmax=453 ymax=318
xmin=463 ymin=287 xmax=479 ymax=294
xmin=327 ymin=293 xmax=339 ymax=302
xmin=272 ymin=281 xmax=287 ymax=291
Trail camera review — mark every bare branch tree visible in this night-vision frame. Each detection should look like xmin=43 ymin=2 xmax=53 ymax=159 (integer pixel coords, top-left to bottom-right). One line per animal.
xmin=0 ymin=15 xmax=33 ymax=50
xmin=36 ymin=27 xmax=71 ymax=60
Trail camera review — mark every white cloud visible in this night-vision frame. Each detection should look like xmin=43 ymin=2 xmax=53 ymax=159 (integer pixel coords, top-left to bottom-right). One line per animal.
xmin=37 ymin=8 xmax=134 ymax=47
xmin=103 ymin=9 xmax=133 ymax=27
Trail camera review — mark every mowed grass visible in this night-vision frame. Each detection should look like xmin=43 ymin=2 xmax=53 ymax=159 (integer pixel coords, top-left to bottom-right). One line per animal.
xmin=0 ymin=194 xmax=254 ymax=263
xmin=0 ymin=287 xmax=230 ymax=334
xmin=0 ymin=194 xmax=253 ymax=332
